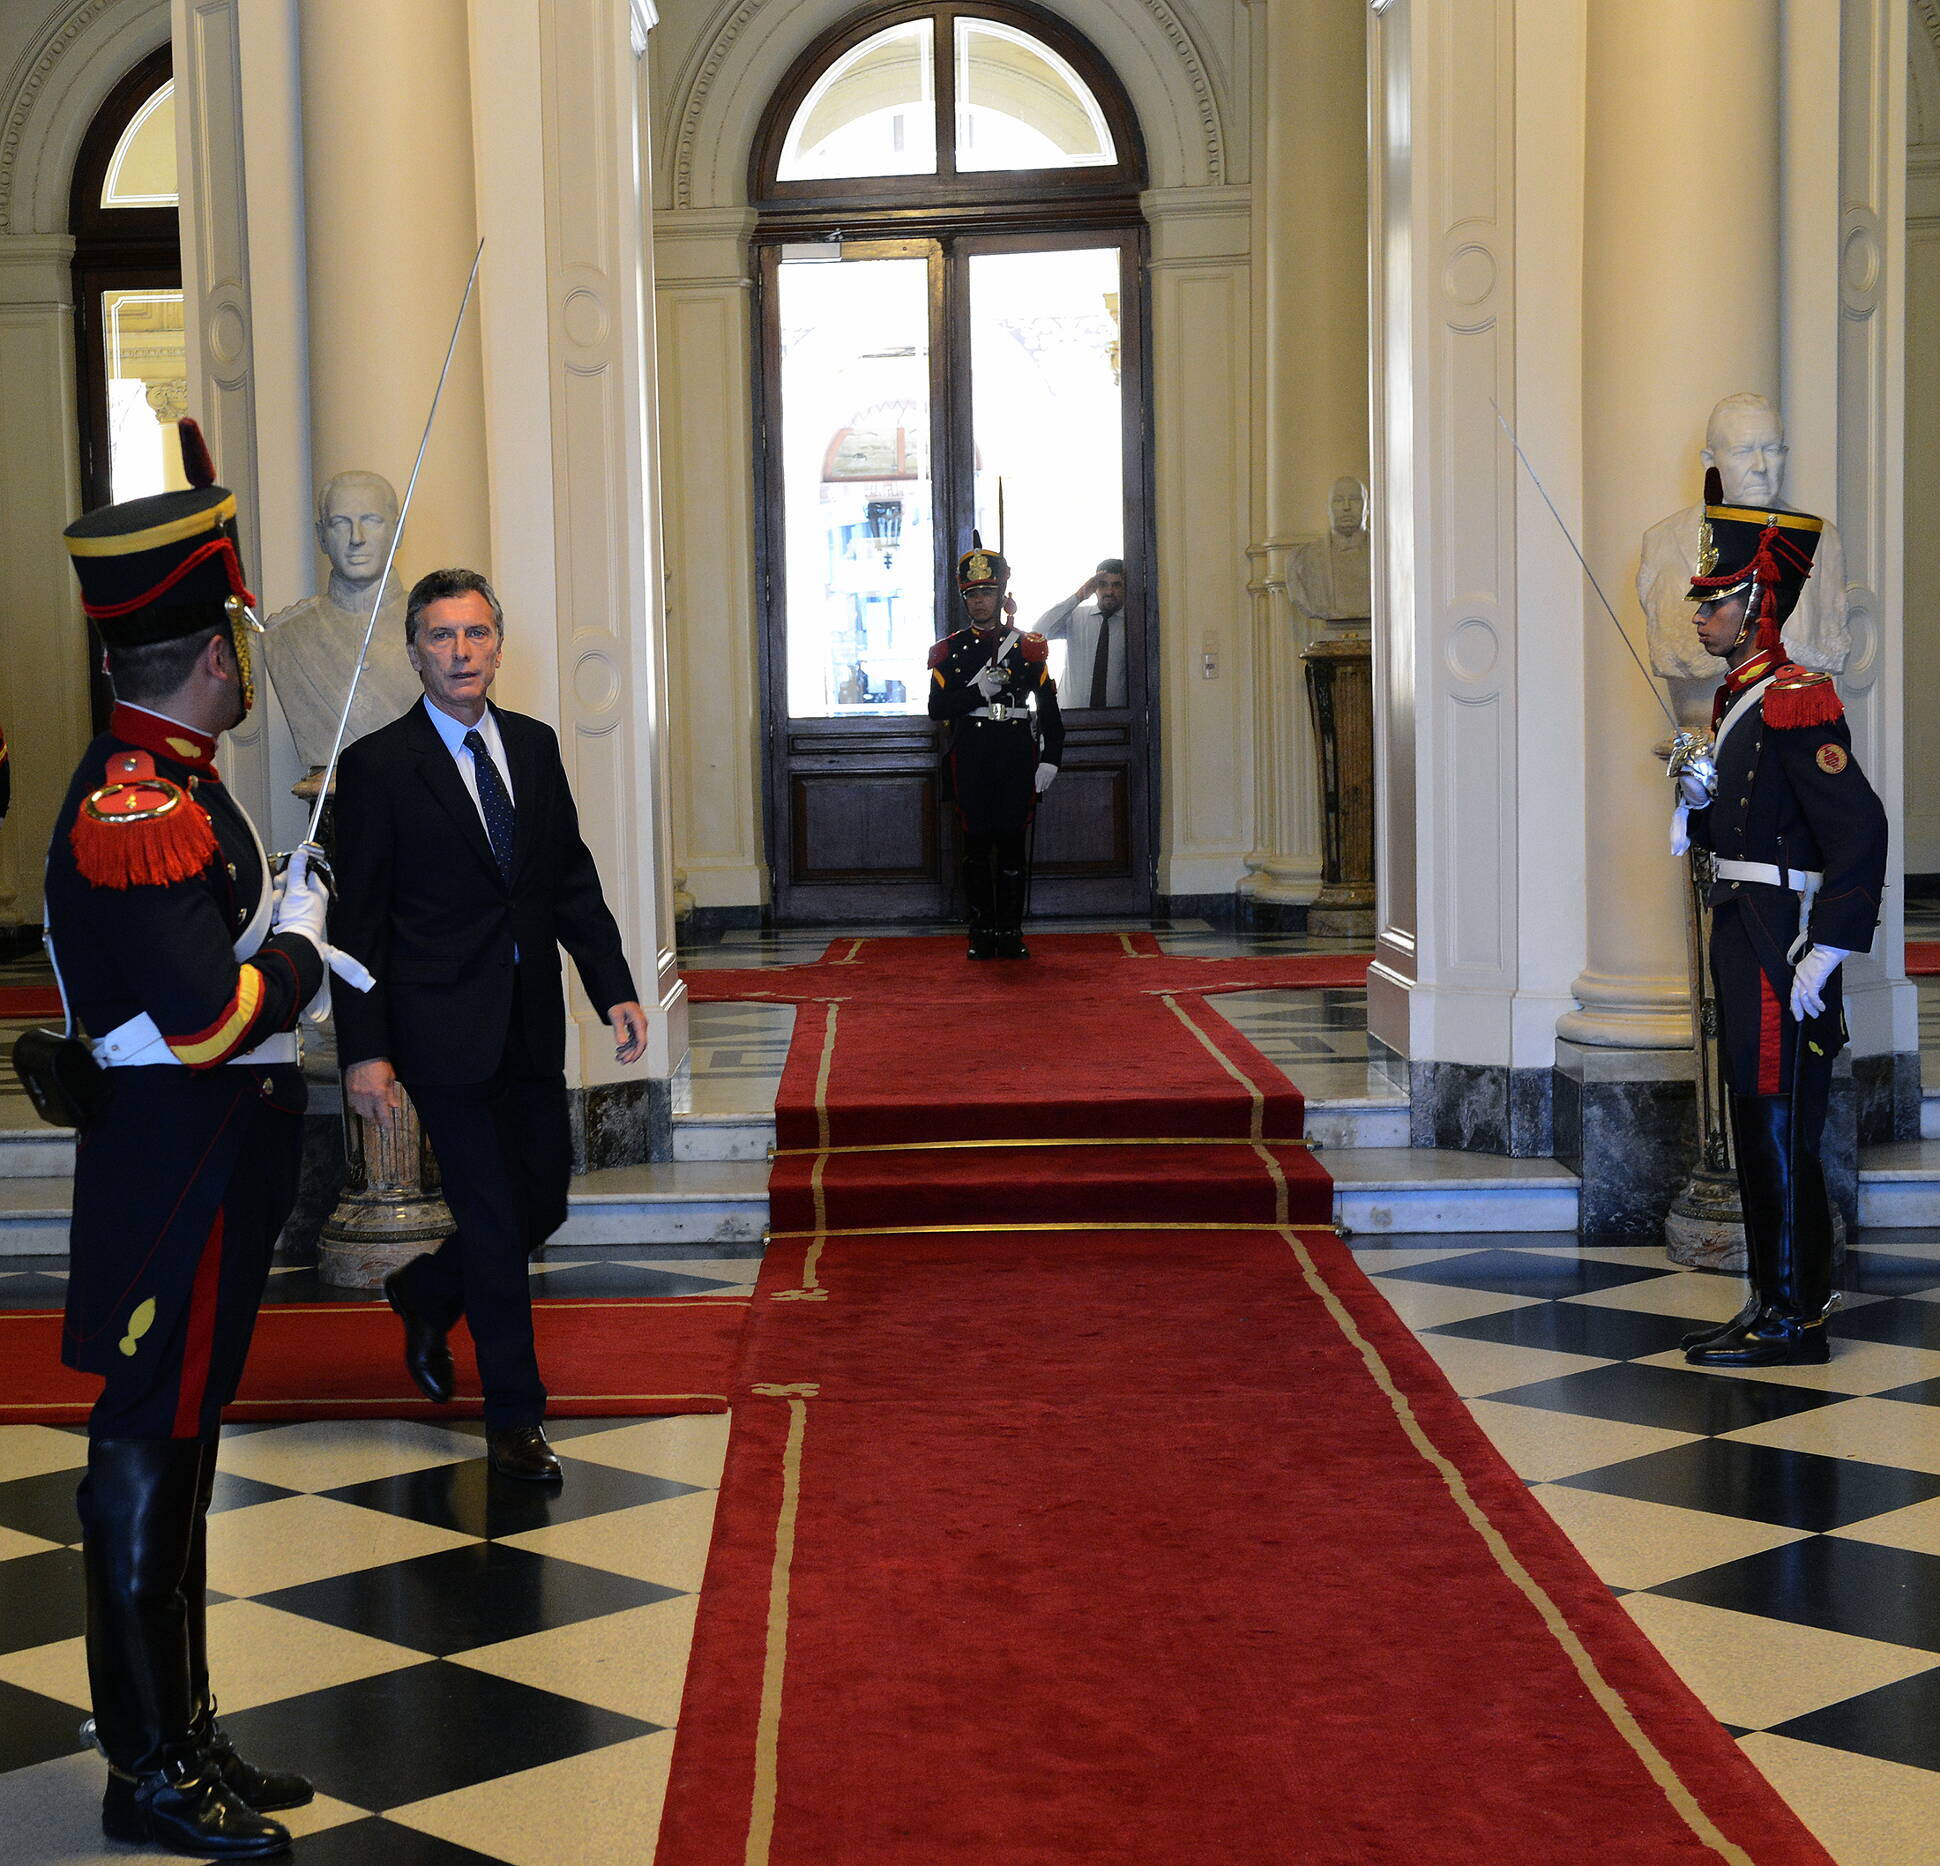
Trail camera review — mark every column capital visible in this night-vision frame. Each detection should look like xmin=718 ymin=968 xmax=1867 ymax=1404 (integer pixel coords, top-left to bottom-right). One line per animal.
xmin=0 ymin=232 xmax=75 ymax=306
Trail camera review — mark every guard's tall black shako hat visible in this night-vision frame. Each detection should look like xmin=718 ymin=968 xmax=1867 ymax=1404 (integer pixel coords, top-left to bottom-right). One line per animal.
xmin=62 ymin=418 xmax=256 ymax=650
xmin=956 ymin=532 xmax=1009 ymax=592
xmin=1687 ymin=467 xmax=1823 ymax=655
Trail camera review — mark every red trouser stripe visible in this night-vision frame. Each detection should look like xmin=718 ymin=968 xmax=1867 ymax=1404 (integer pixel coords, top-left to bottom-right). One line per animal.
xmin=1757 ymin=967 xmax=1785 ymax=1096
xmin=170 ymin=1209 xmax=225 ymax=1439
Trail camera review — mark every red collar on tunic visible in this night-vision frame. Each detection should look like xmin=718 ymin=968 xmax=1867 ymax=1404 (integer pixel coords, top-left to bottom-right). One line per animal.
xmin=1711 ymin=648 xmax=1781 ymax=729
xmin=110 ymin=703 xmax=220 ymax=780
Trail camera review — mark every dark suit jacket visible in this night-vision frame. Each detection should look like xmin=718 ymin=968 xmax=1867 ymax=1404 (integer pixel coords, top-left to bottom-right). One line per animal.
xmin=330 ymin=699 xmax=638 ymax=1086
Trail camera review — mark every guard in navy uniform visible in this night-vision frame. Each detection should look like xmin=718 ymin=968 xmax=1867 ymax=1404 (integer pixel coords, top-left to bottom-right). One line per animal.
xmin=45 ymin=421 xmax=365 ymax=1858
xmin=929 ymin=538 xmax=1063 ymax=959
xmin=1672 ymin=480 xmax=1888 ymax=1368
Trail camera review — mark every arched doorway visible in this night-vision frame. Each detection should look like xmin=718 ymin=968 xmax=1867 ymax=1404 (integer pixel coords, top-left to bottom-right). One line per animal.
xmin=68 ymin=43 xmax=182 ymax=729
xmin=752 ymin=2 xmax=1154 ymax=922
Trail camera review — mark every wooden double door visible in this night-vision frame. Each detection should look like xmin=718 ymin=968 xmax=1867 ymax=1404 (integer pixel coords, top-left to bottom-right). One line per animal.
xmin=757 ymin=227 xmax=1155 ymax=923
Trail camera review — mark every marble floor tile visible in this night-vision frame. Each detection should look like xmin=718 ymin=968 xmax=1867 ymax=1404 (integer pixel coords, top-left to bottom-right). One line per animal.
xmin=1408 ymin=1332 xmax=1611 ymax=1398
xmin=1633 ymin=1340 xmax=1940 ymax=1397
xmin=0 ymin=1527 xmax=61 ymax=1564
xmin=1738 ymin=1732 xmax=1940 ymax=1866
xmin=1826 ymin=1495 xmax=1940 ymax=1557
xmin=1620 ymin=1593 xmax=1937 ymax=1731
xmin=203 ymin=1494 xmax=478 ymax=1599
xmin=391 ymin=1729 xmax=678 ymax=1866
xmin=1527 ymin=1484 xmax=1809 ymax=1592
xmin=1562 ymin=1274 xmax=1755 ymax=1322
xmin=451 ymin=1594 xmax=700 ymax=1728
xmin=497 ymin=1489 xmax=723 ymax=1597
xmin=1721 ymin=1396 xmax=1940 ymax=1476
xmin=0 ymin=1427 xmax=89 ymax=1486
xmin=1361 ymin=1279 xmax=1543 ymax=1330
xmin=209 ymin=1418 xmax=481 ymax=1493
xmin=551 ymin=1413 xmax=731 ymax=1486
xmin=1459 ymin=1399 xmax=1701 ymax=1483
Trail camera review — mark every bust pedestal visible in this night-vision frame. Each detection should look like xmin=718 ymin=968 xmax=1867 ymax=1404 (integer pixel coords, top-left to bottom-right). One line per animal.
xmin=293 ymin=768 xmax=456 ymax=1288
xmin=1301 ymin=633 xmax=1375 ymax=938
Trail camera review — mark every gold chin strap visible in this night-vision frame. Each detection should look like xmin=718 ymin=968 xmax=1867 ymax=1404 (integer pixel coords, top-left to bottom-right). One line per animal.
xmin=224 ymin=594 xmax=262 ymax=713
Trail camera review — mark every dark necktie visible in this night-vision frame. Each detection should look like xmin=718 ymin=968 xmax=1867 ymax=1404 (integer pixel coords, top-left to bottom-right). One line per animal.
xmin=463 ymin=728 xmax=516 ymax=881
xmin=1089 ymin=613 xmax=1113 ymax=709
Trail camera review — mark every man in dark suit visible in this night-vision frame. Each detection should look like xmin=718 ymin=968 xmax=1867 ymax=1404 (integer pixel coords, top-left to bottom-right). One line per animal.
xmin=331 ymin=567 xmax=646 ymax=1481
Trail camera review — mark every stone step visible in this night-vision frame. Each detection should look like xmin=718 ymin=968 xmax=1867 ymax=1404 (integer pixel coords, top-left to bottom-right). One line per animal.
xmin=672 ymin=1111 xmax=775 ymax=1162
xmin=1858 ymin=1140 xmax=1940 ymax=1227
xmin=0 ymin=1125 xmax=75 ymax=1179
xmin=1329 ymin=1149 xmax=1581 ymax=1236
xmin=1922 ymin=1091 xmax=1940 ymax=1142
xmin=1304 ymin=1097 xmax=1411 ymax=1150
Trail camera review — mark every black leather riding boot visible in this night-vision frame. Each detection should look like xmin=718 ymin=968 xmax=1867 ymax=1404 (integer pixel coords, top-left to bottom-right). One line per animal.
xmin=178 ymin=1441 xmax=313 ymax=1814
xmin=1679 ymin=1095 xmax=1766 ymax=1351
xmin=963 ymin=852 xmax=997 ymax=960
xmin=1687 ymin=1096 xmax=1829 ymax=1367
xmin=82 ymin=1439 xmax=289 ymax=1857
xmin=994 ymin=868 xmax=1030 ymax=960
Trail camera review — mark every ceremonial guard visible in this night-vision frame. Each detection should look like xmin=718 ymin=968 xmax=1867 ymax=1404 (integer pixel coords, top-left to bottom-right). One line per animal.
xmin=1672 ymin=479 xmax=1887 ymax=1368
xmin=929 ymin=538 xmax=1063 ymax=959
xmin=41 ymin=422 xmax=360 ymax=1857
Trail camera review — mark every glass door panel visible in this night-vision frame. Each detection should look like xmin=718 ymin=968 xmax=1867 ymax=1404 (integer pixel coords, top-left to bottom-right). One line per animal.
xmin=777 ymin=251 xmax=937 ymax=719
xmin=967 ymin=247 xmax=1124 ymax=697
xmin=101 ymin=286 xmax=187 ymax=503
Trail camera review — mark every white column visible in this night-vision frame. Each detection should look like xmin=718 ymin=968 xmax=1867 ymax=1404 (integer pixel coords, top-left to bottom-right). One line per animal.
xmin=468 ymin=0 xmax=688 ymax=1104
xmin=652 ymin=207 xmax=766 ymax=915
xmin=1558 ymin=0 xmax=1780 ymax=1054
xmin=0 ymin=236 xmax=86 ymax=922
xmin=297 ymin=0 xmax=490 ymax=582
xmin=1241 ymin=0 xmax=1368 ymax=919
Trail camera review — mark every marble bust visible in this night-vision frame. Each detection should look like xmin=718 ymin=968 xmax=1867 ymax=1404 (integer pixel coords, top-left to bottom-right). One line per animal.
xmin=1289 ymin=477 xmax=1372 ymax=624
xmin=1638 ymin=393 xmax=1848 ymax=681
xmin=264 ymin=470 xmax=421 ymax=769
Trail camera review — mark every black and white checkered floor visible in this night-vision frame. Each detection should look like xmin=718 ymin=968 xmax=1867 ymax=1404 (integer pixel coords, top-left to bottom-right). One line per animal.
xmin=5 ymin=1235 xmax=1940 ymax=1861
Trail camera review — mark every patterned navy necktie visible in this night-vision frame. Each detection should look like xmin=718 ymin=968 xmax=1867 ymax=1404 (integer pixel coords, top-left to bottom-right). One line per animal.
xmin=463 ymin=728 xmax=516 ymax=881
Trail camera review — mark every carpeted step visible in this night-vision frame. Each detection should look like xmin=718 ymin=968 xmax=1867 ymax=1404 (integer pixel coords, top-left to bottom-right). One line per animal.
xmin=770 ymin=1141 xmax=1332 ymax=1232
xmin=775 ymin=1086 xmax=1305 ymax=1151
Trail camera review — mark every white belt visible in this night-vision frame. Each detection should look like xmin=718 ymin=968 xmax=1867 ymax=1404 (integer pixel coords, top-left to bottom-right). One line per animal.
xmin=92 ymin=1014 xmax=297 ymax=1070
xmin=1714 ymin=859 xmax=1823 ymax=892
xmin=970 ymin=705 xmax=1031 ymax=722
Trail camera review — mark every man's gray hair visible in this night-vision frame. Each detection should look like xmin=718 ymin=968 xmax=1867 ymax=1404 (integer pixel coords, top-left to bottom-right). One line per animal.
xmin=405 ymin=568 xmax=505 ymax=645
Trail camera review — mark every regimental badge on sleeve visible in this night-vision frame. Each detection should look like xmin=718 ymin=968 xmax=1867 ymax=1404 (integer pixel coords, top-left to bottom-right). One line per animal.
xmin=1816 ymin=743 xmax=1850 ymax=776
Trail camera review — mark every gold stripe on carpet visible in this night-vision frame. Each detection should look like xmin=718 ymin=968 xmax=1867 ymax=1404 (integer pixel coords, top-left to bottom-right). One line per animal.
xmin=1283 ymin=1227 xmax=1756 ymax=1866
xmin=745 ymin=1389 xmax=813 ymax=1866
xmin=773 ymin=1135 xmax=1314 ymax=1157
xmin=1160 ymin=994 xmax=1268 ymax=1143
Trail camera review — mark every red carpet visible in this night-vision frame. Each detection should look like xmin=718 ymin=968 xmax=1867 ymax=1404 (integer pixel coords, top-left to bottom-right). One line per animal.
xmin=658 ymin=934 xmax=1833 ymax=1863
xmin=0 ymin=986 xmax=62 ymax=1018
xmin=1910 ymin=940 xmax=1940 ymax=976
xmin=0 ymin=1297 xmax=743 ymax=1424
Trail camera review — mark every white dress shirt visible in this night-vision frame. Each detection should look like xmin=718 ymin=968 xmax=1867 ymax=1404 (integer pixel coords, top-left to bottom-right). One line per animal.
xmin=1034 ymin=595 xmax=1127 ymax=709
xmin=420 ymin=694 xmax=515 ymax=834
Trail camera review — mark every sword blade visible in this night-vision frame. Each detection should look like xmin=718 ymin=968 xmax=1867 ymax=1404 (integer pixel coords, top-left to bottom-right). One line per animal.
xmin=302 ymin=239 xmax=486 ymax=846
xmin=1489 ymin=399 xmax=1683 ymax=738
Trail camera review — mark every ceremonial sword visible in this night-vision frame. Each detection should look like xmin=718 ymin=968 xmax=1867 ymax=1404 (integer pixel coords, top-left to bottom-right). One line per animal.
xmin=301 ymin=239 xmax=486 ymax=852
xmin=1488 ymin=400 xmax=1712 ymax=789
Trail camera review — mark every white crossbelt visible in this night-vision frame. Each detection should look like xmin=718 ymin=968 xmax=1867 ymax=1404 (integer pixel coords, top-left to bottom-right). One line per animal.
xmin=1714 ymin=859 xmax=1823 ymax=891
xmin=90 ymin=794 xmax=294 ymax=1069
xmin=969 ymin=704 xmax=1031 ymax=722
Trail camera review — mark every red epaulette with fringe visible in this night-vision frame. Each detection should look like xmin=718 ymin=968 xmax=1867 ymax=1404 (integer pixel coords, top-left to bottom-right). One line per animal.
xmin=1761 ymin=665 xmax=1844 ymax=730
xmin=70 ymin=751 xmax=216 ymax=889
xmin=1020 ymin=632 xmax=1048 ymax=664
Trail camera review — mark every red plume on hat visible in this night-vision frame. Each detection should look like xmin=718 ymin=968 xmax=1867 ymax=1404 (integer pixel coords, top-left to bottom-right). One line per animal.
xmin=177 ymin=417 xmax=216 ymax=490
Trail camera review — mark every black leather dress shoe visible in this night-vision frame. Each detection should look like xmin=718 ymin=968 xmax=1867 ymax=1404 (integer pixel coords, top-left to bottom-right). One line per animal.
xmin=384 ymin=1271 xmax=454 ymax=1405
xmin=101 ymin=1749 xmax=291 ymax=1857
xmin=192 ymin=1706 xmax=314 ymax=1813
xmin=488 ymin=1424 xmax=563 ymax=1483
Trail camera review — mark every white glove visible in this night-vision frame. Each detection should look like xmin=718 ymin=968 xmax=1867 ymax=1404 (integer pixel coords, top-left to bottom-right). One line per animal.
xmin=1789 ymin=945 xmax=1849 ymax=1021
xmin=272 ymin=843 xmax=376 ymax=994
xmin=1669 ymin=806 xmax=1690 ymax=857
xmin=1676 ymin=771 xmax=1713 ymax=809
xmin=1034 ymin=762 xmax=1058 ymax=795
xmin=973 ymin=662 xmax=1007 ymax=701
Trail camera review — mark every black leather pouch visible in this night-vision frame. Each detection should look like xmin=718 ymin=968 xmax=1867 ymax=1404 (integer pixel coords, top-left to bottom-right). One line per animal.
xmin=11 ymin=1027 xmax=112 ymax=1131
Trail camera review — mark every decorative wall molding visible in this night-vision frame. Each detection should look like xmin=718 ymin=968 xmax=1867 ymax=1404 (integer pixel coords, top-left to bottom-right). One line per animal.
xmin=666 ymin=0 xmax=1228 ymax=209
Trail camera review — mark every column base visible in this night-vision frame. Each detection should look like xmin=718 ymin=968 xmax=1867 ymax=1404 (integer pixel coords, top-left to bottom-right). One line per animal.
xmin=1663 ymin=1168 xmax=1744 ymax=1271
xmin=1854 ymin=1050 xmax=1922 ymax=1144
xmin=1555 ymin=1040 xmax=1857 ymax=1243
xmin=1308 ymin=906 xmax=1375 ymax=939
xmin=1408 ymin=1061 xmax=1554 ymax=1157
xmin=571 ymin=1078 xmax=673 ymax=1171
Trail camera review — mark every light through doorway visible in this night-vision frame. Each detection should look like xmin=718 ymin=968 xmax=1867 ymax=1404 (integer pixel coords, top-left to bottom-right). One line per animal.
xmin=755 ymin=4 xmax=1152 ymax=923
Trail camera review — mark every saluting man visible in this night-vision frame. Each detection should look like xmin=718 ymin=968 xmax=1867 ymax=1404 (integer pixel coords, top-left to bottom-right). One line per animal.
xmin=48 ymin=421 xmax=369 ymax=1858
xmin=1673 ymin=481 xmax=1887 ymax=1368
xmin=929 ymin=538 xmax=1063 ymax=959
